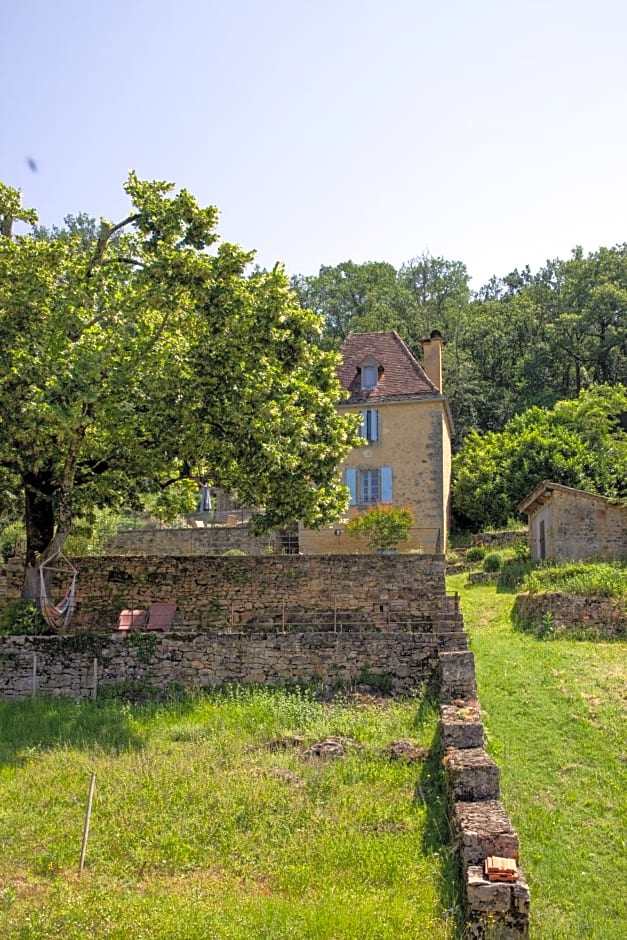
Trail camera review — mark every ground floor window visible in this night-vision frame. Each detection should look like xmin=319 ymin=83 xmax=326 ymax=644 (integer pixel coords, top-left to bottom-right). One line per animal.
xmin=344 ymin=467 xmax=393 ymax=506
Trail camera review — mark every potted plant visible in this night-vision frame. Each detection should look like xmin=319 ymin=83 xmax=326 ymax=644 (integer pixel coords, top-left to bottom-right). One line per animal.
xmin=345 ymin=504 xmax=414 ymax=553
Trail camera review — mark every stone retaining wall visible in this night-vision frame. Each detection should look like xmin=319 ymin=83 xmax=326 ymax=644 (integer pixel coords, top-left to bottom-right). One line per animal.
xmin=439 ymin=651 xmax=530 ymax=938
xmin=473 ymin=530 xmax=526 ymax=549
xmin=514 ymin=592 xmax=626 ymax=637
xmin=4 ymin=554 xmax=448 ymax=634
xmin=0 ymin=619 xmax=468 ymax=700
xmin=105 ymin=524 xmax=274 ymax=556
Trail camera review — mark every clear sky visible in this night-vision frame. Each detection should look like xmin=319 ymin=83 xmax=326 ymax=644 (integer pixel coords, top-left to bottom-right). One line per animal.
xmin=2 ymin=0 xmax=627 ymax=288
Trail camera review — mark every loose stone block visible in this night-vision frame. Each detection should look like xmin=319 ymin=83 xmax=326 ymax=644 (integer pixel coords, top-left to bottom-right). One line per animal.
xmin=438 ymin=650 xmax=477 ymax=701
xmin=466 ymin=866 xmax=530 ymax=938
xmin=512 ymin=870 xmax=530 ymax=915
xmin=439 ymin=702 xmax=484 ymax=749
xmin=444 ymin=747 xmax=500 ymax=802
xmin=453 ymin=800 xmax=519 ymax=867
xmin=467 ymin=865 xmax=511 ymax=912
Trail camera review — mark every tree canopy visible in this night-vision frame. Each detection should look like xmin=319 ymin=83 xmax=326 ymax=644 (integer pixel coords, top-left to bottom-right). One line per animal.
xmin=293 ymin=247 xmax=627 ymax=448
xmin=0 ymin=176 xmax=359 ymax=597
xmin=452 ymin=385 xmax=627 ymax=529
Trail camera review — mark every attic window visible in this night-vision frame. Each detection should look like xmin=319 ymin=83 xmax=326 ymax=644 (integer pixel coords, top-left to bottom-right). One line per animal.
xmin=360 ymin=356 xmax=380 ymax=390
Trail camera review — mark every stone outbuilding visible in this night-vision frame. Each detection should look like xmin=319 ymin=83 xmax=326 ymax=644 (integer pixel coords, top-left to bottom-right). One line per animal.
xmin=299 ymin=330 xmax=453 ymax=554
xmin=518 ymin=481 xmax=627 ymax=562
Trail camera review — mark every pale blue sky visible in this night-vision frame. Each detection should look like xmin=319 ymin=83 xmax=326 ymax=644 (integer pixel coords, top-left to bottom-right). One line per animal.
xmin=2 ymin=0 xmax=627 ymax=287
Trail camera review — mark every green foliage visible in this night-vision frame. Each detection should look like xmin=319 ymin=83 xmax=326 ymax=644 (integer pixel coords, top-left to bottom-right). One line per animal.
xmin=453 ymin=384 xmax=627 ymax=528
xmin=0 ymin=177 xmax=359 ymax=593
xmin=495 ymin=557 xmax=537 ymax=592
xmin=464 ymin=546 xmax=486 ymax=563
xmin=0 ymin=599 xmax=52 ymax=635
xmin=482 ymin=552 xmax=502 ymax=572
xmin=222 ymin=548 xmax=246 ymax=556
xmin=345 ymin=505 xmax=414 ymax=552
xmin=294 ymin=243 xmax=627 ymax=449
xmin=127 ymin=631 xmax=159 ymax=664
xmin=0 ymin=521 xmax=24 ymax=562
xmin=522 ymin=561 xmax=627 ymax=599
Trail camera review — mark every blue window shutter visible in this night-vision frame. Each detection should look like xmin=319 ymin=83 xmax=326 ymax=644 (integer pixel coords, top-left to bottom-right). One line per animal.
xmin=345 ymin=468 xmax=357 ymax=505
xmin=359 ymin=413 xmax=367 ymax=438
xmin=371 ymin=409 xmax=379 ymax=442
xmin=380 ymin=466 xmax=393 ymax=503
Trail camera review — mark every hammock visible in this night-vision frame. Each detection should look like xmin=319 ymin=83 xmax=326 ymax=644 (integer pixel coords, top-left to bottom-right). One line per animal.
xmin=39 ymin=551 xmax=78 ymax=630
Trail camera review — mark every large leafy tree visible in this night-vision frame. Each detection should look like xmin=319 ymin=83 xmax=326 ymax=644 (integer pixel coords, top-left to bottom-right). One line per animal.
xmin=452 ymin=385 xmax=627 ymax=529
xmin=0 ymin=176 xmax=359 ymax=598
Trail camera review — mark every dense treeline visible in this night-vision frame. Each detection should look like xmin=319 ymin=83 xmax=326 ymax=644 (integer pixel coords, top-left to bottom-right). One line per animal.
xmin=292 ymin=247 xmax=627 ymax=447
xmin=292 ymin=249 xmax=627 ymax=526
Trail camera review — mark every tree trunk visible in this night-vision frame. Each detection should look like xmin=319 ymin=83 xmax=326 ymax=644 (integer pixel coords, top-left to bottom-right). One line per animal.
xmin=22 ymin=473 xmax=56 ymax=601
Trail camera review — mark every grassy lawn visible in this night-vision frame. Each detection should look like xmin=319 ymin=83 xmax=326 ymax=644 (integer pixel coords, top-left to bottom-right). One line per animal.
xmin=0 ymin=687 xmax=459 ymax=939
xmin=449 ymin=572 xmax=627 ymax=940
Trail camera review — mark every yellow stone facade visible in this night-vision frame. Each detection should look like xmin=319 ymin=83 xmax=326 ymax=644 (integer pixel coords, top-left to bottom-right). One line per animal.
xmin=300 ymin=396 xmax=452 ymax=554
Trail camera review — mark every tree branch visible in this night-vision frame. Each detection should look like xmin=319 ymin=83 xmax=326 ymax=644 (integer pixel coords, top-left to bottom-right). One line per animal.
xmin=87 ymin=213 xmax=141 ymax=276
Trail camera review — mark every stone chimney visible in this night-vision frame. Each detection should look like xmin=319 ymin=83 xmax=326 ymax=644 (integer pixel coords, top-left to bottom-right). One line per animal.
xmin=420 ymin=329 xmax=443 ymax=391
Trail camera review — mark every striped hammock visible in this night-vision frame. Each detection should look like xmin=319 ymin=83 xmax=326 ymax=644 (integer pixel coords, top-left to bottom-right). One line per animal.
xmin=39 ymin=552 xmax=78 ymax=631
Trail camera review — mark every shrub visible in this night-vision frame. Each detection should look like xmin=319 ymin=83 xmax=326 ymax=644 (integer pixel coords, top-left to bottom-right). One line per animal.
xmin=512 ymin=539 xmax=530 ymax=560
xmin=0 ymin=600 xmax=52 ymax=636
xmin=465 ymin=546 xmax=486 ymax=563
xmin=0 ymin=522 xmax=25 ymax=562
xmin=222 ymin=548 xmax=246 ymax=556
xmin=483 ymin=552 xmax=503 ymax=573
xmin=345 ymin=505 xmax=414 ymax=552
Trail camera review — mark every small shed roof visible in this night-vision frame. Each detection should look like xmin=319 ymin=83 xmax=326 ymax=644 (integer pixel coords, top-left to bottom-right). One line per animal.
xmin=518 ymin=480 xmax=619 ymax=516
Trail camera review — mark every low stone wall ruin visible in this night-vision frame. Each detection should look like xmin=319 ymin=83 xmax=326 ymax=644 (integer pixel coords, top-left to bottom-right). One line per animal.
xmin=439 ymin=651 xmax=530 ymax=938
xmin=514 ymin=592 xmax=626 ymax=637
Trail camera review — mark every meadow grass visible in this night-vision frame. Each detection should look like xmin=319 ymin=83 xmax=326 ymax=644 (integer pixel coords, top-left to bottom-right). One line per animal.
xmin=0 ymin=687 xmax=459 ymax=939
xmin=521 ymin=560 xmax=627 ymax=599
xmin=449 ymin=572 xmax=627 ymax=940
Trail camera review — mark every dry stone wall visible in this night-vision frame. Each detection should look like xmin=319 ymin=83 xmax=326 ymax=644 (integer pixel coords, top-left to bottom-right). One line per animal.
xmin=0 ymin=623 xmax=467 ymax=700
xmin=105 ymin=524 xmax=274 ymax=556
xmin=5 ymin=554 xmax=448 ymax=634
xmin=514 ymin=592 xmax=626 ymax=637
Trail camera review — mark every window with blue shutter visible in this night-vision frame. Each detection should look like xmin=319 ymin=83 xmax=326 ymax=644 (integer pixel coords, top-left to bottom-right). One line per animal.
xmin=361 ymin=469 xmax=380 ymax=504
xmin=359 ymin=409 xmax=379 ymax=442
xmin=380 ymin=466 xmax=393 ymax=503
xmin=344 ymin=468 xmax=357 ymax=506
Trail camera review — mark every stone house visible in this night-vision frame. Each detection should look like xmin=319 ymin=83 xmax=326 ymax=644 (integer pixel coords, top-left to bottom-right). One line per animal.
xmin=518 ymin=480 xmax=627 ymax=561
xmin=299 ymin=330 xmax=453 ymax=554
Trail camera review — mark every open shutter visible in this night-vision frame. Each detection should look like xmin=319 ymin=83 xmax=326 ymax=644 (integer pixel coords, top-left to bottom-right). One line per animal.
xmin=380 ymin=466 xmax=393 ymax=503
xmin=344 ymin=468 xmax=357 ymax=506
xmin=371 ymin=409 xmax=379 ymax=442
xmin=359 ymin=413 xmax=367 ymax=438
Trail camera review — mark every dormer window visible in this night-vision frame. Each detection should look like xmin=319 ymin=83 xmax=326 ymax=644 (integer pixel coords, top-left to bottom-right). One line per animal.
xmin=360 ymin=355 xmax=381 ymax=390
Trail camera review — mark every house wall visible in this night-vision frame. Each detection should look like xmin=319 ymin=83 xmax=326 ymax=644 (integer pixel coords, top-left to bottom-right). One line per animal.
xmin=300 ymin=399 xmax=451 ymax=554
xmin=528 ymin=491 xmax=627 ymax=561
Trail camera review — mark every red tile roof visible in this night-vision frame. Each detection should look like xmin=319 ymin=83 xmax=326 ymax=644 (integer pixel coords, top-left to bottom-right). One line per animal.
xmin=337 ymin=331 xmax=439 ymax=404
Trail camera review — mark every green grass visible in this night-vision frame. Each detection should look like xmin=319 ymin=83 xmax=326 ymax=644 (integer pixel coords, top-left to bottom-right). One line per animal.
xmin=450 ymin=573 xmax=627 ymax=940
xmin=0 ymin=687 xmax=459 ymax=939
xmin=521 ymin=560 xmax=627 ymax=599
